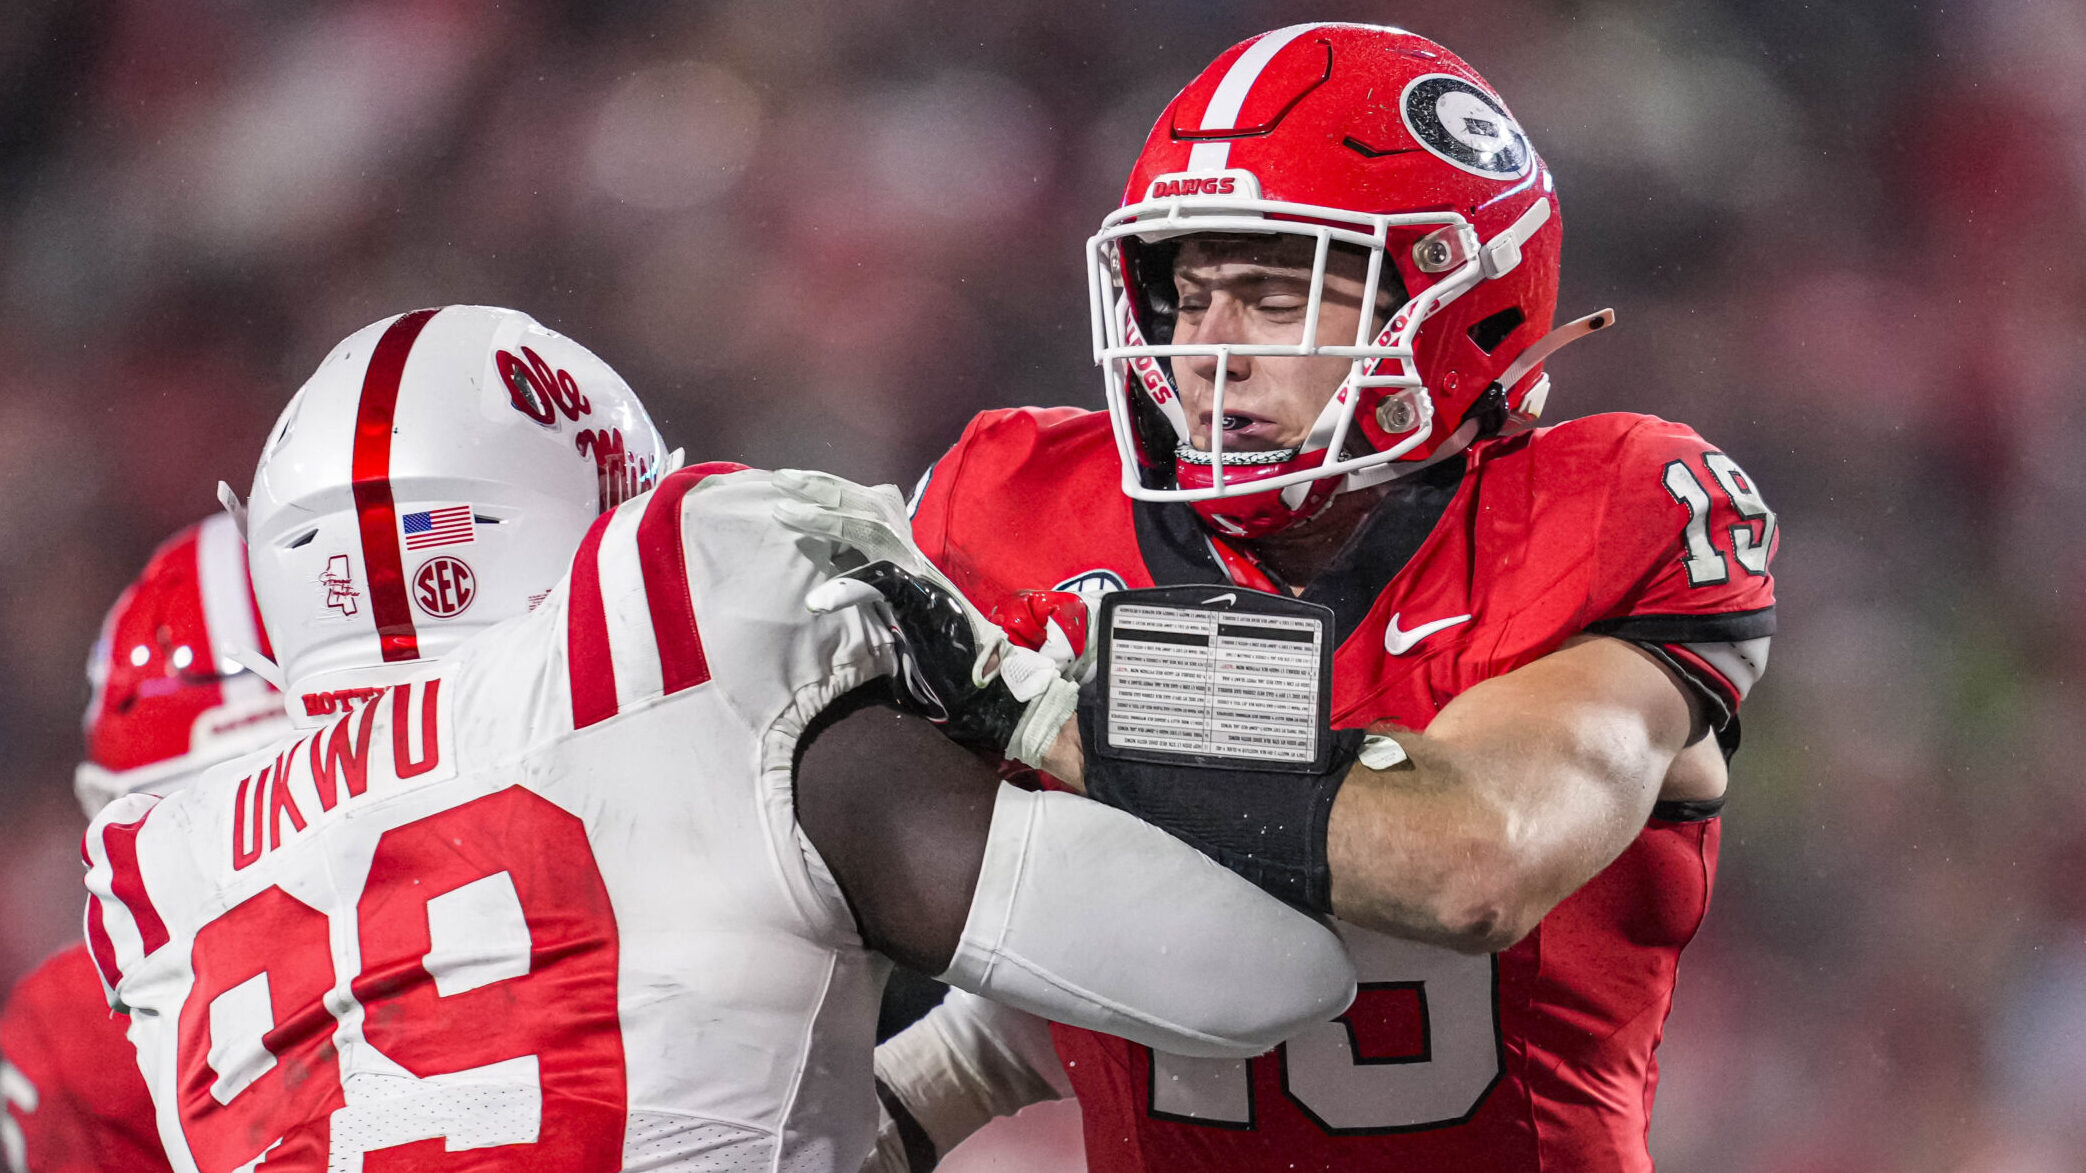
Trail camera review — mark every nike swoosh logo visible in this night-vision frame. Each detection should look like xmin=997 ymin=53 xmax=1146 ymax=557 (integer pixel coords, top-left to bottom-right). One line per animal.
xmin=1200 ymin=592 xmax=1239 ymax=607
xmin=1384 ymin=612 xmax=1472 ymax=656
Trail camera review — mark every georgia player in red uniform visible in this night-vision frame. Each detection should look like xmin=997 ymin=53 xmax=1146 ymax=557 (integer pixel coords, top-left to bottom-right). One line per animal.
xmin=1 ymin=516 xmax=287 ymax=1173
xmin=865 ymin=23 xmax=1778 ymax=1172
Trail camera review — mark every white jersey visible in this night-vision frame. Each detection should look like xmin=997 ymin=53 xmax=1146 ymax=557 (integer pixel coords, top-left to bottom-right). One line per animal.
xmin=83 ymin=466 xmax=903 ymax=1173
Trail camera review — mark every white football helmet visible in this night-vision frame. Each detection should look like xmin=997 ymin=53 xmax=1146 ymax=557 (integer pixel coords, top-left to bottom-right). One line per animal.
xmin=238 ymin=306 xmax=674 ymax=717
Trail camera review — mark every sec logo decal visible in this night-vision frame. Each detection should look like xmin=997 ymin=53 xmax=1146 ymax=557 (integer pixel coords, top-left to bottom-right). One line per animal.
xmin=413 ymin=556 xmax=476 ymax=618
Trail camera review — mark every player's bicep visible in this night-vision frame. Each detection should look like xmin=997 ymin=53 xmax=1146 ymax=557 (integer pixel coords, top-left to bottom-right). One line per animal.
xmin=793 ymin=687 xmax=998 ymax=975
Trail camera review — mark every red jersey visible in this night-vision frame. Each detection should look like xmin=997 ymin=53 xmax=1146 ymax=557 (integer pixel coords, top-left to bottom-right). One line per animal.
xmin=910 ymin=407 xmax=1778 ymax=1171
xmin=0 ymin=945 xmax=172 ymax=1173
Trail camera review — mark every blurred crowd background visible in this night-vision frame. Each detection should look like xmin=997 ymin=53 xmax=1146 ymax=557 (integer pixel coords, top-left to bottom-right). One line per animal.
xmin=1 ymin=0 xmax=2081 ymax=1168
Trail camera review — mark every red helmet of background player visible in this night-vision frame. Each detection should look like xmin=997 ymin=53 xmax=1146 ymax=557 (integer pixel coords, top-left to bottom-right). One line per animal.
xmin=76 ymin=514 xmax=290 ymax=814
xmin=1085 ymin=23 xmax=1613 ymax=537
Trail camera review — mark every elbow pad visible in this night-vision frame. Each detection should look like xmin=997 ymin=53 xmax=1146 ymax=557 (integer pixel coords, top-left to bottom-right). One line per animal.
xmin=939 ymin=783 xmax=1357 ymax=1059
xmin=1078 ymin=687 xmax=1364 ymax=916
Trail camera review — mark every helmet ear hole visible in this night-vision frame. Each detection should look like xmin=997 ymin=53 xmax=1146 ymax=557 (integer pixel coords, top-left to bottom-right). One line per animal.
xmin=1466 ymin=306 xmax=1525 ymax=355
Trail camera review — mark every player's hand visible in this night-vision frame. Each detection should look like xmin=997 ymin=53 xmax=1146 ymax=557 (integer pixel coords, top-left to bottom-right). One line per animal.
xmin=809 ymin=561 xmax=1073 ymax=762
xmin=773 ymin=469 xmax=937 ymax=578
xmin=989 ymin=589 xmax=1099 ymax=683
xmin=776 ymin=468 xmax=1003 ymax=682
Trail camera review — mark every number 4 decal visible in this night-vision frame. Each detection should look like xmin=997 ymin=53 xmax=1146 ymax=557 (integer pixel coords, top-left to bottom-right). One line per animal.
xmin=1663 ymin=454 xmax=1776 ymax=586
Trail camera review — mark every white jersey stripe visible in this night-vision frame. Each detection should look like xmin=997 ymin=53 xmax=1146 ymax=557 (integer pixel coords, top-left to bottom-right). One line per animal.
xmin=195 ymin=512 xmax=261 ymax=675
xmin=1186 ymin=23 xmax=1324 ymax=173
xmin=595 ymin=500 xmax=664 ymax=711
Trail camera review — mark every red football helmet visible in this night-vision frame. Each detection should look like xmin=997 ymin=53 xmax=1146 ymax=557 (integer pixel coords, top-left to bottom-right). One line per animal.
xmin=1086 ymin=23 xmax=1613 ymax=536
xmin=76 ymin=514 xmax=290 ymax=814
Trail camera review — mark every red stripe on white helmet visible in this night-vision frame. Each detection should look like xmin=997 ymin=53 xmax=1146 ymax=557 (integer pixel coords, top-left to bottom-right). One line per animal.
xmin=349 ymin=307 xmax=440 ymax=664
xmin=247 ymin=305 xmax=673 ymax=716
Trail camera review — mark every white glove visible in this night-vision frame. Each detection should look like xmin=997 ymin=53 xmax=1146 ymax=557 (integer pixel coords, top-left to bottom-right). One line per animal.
xmin=778 ymin=469 xmax=1003 ymax=683
xmin=774 ymin=469 xmax=948 ymax=586
xmin=777 ymin=471 xmax=1075 ymax=763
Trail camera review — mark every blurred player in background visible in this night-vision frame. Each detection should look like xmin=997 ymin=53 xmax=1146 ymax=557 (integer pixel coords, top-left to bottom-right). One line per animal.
xmin=2 ymin=516 xmax=288 ymax=1173
xmin=856 ymin=22 xmax=1780 ymax=1172
xmin=81 ymin=305 xmax=1355 ymax=1172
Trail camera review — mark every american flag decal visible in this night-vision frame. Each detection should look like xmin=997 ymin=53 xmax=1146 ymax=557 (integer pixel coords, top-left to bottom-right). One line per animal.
xmin=401 ymin=505 xmax=475 ymax=550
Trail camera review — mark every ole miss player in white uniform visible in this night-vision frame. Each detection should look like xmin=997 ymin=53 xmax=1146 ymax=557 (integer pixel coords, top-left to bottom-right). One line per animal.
xmin=2 ymin=518 xmax=288 ymax=1173
xmin=842 ymin=24 xmax=1780 ymax=1173
xmin=79 ymin=306 xmax=1355 ymax=1173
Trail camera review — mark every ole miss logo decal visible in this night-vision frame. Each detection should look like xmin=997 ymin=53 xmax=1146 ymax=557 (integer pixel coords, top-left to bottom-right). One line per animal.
xmin=498 ymin=346 xmax=593 ymax=427
xmin=413 ymin=556 xmax=476 ymax=618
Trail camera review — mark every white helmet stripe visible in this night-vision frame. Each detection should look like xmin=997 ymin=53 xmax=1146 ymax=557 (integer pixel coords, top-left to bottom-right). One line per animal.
xmin=1186 ymin=23 xmax=1325 ymax=172
xmin=195 ymin=512 xmax=259 ymax=675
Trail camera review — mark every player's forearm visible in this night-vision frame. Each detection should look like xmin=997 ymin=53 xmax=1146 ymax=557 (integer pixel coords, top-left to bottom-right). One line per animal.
xmin=1051 ymin=708 xmax=1600 ymax=948
xmin=1323 ymin=733 xmax=1589 ymax=951
xmin=1052 ymin=636 xmax=1686 ymax=954
xmin=1033 ymin=713 xmax=1085 ymax=788
xmin=1064 ymin=715 xmax=1656 ymax=953
xmin=1326 ymin=709 xmax=1668 ymax=951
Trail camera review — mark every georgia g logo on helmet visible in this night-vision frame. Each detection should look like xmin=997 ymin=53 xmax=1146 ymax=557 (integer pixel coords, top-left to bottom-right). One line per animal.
xmin=1399 ymin=74 xmax=1532 ymax=179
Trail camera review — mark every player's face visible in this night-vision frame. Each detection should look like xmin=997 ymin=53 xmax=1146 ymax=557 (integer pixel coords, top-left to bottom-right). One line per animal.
xmin=1170 ymin=236 xmax=1380 ymax=453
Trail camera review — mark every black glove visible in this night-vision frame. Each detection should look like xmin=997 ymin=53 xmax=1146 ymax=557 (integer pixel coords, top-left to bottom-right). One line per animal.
xmin=821 ymin=561 xmax=1029 ymax=752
